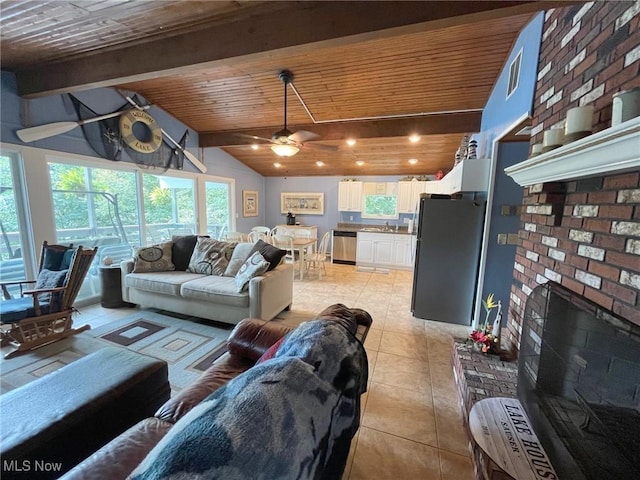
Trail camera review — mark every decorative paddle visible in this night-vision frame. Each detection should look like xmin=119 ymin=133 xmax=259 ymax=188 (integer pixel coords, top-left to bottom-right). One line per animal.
xmin=16 ymin=106 xmax=149 ymax=143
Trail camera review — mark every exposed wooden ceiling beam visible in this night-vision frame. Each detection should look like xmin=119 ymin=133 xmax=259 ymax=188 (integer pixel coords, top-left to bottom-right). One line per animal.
xmin=199 ymin=111 xmax=482 ymax=147
xmin=16 ymin=1 xmax=560 ymax=98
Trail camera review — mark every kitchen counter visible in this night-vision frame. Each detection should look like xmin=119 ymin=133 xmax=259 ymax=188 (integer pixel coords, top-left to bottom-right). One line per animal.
xmin=334 ymin=223 xmax=414 ymax=235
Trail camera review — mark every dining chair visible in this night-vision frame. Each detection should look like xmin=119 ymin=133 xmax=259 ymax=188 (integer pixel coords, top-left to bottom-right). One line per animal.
xmin=251 ymin=226 xmax=271 ymax=235
xmin=304 ymin=231 xmax=331 ymax=279
xmin=270 ymin=226 xmax=292 ymax=237
xmin=223 ymin=231 xmax=247 ymax=242
xmin=247 ymin=231 xmax=271 ymax=244
xmin=272 ymin=234 xmax=299 ymax=277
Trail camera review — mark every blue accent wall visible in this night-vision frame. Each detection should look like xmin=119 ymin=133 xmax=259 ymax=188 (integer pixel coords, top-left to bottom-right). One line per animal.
xmin=474 ymin=13 xmax=544 ymax=158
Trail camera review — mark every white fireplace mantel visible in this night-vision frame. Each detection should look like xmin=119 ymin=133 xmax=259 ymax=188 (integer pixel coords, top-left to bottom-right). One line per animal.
xmin=504 ymin=117 xmax=640 ymax=186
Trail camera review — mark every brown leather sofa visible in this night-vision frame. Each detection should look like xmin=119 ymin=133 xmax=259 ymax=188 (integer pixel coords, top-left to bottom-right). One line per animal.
xmin=62 ymin=304 xmax=372 ymax=480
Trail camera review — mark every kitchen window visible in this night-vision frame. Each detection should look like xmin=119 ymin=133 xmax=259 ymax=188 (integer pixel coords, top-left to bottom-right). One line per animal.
xmin=361 ymin=182 xmax=398 ymax=219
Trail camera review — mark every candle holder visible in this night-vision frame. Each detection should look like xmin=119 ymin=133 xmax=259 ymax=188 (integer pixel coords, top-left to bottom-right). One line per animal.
xmin=564 ymin=105 xmax=594 ymax=144
xmin=542 ymin=128 xmax=564 ymax=152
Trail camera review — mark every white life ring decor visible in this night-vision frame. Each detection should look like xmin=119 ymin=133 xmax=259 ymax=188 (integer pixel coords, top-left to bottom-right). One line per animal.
xmin=119 ymin=109 xmax=162 ymax=153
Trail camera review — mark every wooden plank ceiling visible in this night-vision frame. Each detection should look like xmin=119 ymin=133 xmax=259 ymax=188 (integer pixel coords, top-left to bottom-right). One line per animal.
xmin=1 ymin=1 xmax=552 ymax=176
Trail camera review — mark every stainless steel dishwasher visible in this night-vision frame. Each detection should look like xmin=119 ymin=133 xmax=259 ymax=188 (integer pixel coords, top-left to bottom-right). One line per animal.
xmin=332 ymin=230 xmax=357 ymax=265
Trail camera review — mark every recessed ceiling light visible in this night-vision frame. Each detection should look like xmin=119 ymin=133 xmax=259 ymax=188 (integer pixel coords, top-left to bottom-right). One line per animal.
xmin=251 ymin=144 xmax=259 ymax=150
xmin=355 ymin=160 xmax=365 ymax=166
xmin=408 ymin=158 xmax=418 ymax=165
xmin=346 ymin=138 xmax=356 ymax=146
xmin=273 ymin=162 xmax=282 ymax=168
xmin=409 ymin=134 xmax=421 ymax=143
xmin=315 ymin=161 xmax=325 ymax=167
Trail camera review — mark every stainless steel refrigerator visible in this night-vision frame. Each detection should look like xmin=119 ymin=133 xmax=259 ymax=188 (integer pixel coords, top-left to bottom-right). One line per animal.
xmin=411 ymin=194 xmax=486 ymax=325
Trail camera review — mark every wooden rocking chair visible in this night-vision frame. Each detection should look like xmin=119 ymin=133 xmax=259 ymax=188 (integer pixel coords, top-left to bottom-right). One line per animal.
xmin=0 ymin=241 xmax=98 ymax=359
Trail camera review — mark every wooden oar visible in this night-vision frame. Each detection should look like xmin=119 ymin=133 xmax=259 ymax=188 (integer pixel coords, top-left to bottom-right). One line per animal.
xmin=16 ymin=106 xmax=149 ymax=143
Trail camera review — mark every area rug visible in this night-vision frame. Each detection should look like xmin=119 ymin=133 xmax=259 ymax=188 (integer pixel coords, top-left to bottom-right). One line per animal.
xmin=0 ymin=310 xmax=233 ymax=395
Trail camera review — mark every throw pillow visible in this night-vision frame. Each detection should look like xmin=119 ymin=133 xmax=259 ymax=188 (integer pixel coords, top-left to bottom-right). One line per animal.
xmin=35 ymin=268 xmax=69 ymax=305
xmin=42 ymin=245 xmax=71 ymax=271
xmin=188 ymin=238 xmax=236 ymax=275
xmin=59 ymin=249 xmax=76 ymax=270
xmin=132 ymin=241 xmax=175 ymax=273
xmin=247 ymin=239 xmax=286 ymax=272
xmin=171 ymin=235 xmax=203 ymax=271
xmin=234 ymin=251 xmax=270 ymax=292
xmin=255 ymin=336 xmax=287 ymax=364
xmin=223 ymin=242 xmax=254 ymax=277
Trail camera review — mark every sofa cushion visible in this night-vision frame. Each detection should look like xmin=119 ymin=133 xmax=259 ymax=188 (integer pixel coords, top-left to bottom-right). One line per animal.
xmin=187 ymin=238 xmax=236 ymax=276
xmin=223 ymin=243 xmax=254 ymax=277
xmin=171 ymin=235 xmax=201 ymax=271
xmin=133 ymin=242 xmax=175 ymax=273
xmin=180 ymin=276 xmax=249 ymax=307
xmin=247 ymin=240 xmax=286 ymax=272
xmin=234 ymin=252 xmax=270 ymax=292
xmin=125 ymin=271 xmax=204 ymax=296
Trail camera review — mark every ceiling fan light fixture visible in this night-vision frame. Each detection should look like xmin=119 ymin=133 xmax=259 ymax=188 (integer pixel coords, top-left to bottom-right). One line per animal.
xmin=271 ymin=144 xmax=299 ymax=157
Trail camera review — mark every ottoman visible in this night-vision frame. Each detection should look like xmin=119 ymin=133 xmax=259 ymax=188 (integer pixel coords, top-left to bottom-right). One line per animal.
xmin=0 ymin=347 xmax=170 ymax=479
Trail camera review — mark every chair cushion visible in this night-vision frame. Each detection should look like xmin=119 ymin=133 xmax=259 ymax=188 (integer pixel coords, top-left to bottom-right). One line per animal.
xmin=180 ymin=276 xmax=249 ymax=307
xmin=125 ymin=272 xmax=204 ymax=296
xmin=234 ymin=252 xmax=270 ymax=292
xmin=59 ymin=249 xmax=76 ymax=270
xmin=187 ymin=238 xmax=236 ymax=275
xmin=42 ymin=244 xmax=72 ymax=270
xmin=247 ymin=240 xmax=286 ymax=272
xmin=34 ymin=268 xmax=68 ymax=304
xmin=0 ymin=296 xmax=54 ymax=323
xmin=133 ymin=242 xmax=176 ymax=273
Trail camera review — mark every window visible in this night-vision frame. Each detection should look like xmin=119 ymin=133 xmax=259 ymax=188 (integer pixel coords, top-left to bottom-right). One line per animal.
xmin=361 ymin=182 xmax=398 ymax=219
xmin=0 ymin=152 xmax=34 ymax=295
xmin=205 ymin=181 xmax=231 ymax=239
xmin=507 ymin=49 xmax=522 ymax=99
xmin=142 ymin=174 xmax=195 ymax=243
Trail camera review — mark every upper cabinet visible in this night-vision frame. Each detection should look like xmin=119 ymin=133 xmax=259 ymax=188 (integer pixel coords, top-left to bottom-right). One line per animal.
xmin=338 ymin=181 xmax=363 ymax=211
xmin=397 ymin=181 xmax=427 ymax=213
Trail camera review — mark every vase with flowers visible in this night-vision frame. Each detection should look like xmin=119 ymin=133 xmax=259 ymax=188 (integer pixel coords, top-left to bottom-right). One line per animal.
xmin=468 ymin=293 xmax=502 ymax=354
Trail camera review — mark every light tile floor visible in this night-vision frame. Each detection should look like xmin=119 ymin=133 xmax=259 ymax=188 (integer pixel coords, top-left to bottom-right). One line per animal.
xmin=77 ymin=263 xmax=474 ymax=480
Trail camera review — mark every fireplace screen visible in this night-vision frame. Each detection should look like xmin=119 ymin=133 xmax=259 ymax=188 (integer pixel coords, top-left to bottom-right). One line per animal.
xmin=518 ymin=282 xmax=640 ymax=480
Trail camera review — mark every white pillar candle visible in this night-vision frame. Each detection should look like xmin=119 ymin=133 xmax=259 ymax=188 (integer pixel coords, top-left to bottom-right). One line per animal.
xmin=531 ymin=143 xmax=543 ymax=156
xmin=565 ymin=106 xmax=594 ymax=134
xmin=543 ymin=128 xmax=564 ymax=147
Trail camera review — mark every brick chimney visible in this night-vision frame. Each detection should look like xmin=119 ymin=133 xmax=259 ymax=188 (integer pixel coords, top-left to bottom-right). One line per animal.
xmin=506 ymin=2 xmax=640 ymax=354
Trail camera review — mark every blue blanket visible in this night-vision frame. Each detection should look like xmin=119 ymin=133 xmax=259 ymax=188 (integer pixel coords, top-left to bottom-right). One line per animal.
xmin=130 ymin=320 xmax=368 ymax=480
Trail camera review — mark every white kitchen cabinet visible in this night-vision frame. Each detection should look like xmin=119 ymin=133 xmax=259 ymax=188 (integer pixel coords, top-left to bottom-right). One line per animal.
xmin=338 ymin=181 xmax=363 ymax=211
xmin=438 ymin=158 xmax=490 ymax=193
xmin=356 ymin=232 xmax=413 ymax=270
xmin=397 ymin=181 xmax=427 ymax=213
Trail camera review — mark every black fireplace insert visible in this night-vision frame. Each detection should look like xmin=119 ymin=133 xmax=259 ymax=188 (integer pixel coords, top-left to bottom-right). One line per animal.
xmin=518 ymin=282 xmax=640 ymax=480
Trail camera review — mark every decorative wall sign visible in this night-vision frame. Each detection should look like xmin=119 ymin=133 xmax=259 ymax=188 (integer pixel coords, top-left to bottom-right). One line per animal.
xmin=243 ymin=190 xmax=258 ymax=217
xmin=119 ymin=109 xmax=162 ymax=153
xmin=281 ymin=192 xmax=324 ymax=215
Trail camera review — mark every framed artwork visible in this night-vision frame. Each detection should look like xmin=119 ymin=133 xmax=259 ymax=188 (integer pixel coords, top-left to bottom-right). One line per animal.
xmin=242 ymin=190 xmax=258 ymax=217
xmin=280 ymin=192 xmax=324 ymax=215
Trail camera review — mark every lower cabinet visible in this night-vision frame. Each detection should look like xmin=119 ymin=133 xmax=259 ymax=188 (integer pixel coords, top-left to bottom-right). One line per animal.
xmin=356 ymin=232 xmax=413 ymax=270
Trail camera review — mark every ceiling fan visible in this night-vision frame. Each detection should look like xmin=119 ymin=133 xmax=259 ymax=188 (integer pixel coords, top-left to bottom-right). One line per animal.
xmin=243 ymin=70 xmax=338 ymax=157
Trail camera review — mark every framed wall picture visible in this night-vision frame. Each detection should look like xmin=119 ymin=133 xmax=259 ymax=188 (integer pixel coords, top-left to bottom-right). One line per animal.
xmin=280 ymin=192 xmax=324 ymax=215
xmin=243 ymin=190 xmax=258 ymax=217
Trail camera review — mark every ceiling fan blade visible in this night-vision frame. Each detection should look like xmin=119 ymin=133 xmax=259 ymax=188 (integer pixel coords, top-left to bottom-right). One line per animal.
xmin=301 ymin=142 xmax=339 ymax=152
xmin=236 ymin=133 xmax=276 ymax=144
xmin=289 ymin=130 xmax=319 ymax=143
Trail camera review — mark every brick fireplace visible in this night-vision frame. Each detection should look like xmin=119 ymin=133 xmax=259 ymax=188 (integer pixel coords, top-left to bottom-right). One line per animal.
xmin=505 ymin=1 xmax=640 ymax=355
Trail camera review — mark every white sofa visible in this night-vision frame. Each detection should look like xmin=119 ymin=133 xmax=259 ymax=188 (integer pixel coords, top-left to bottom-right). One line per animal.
xmin=120 ymin=259 xmax=294 ymax=325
